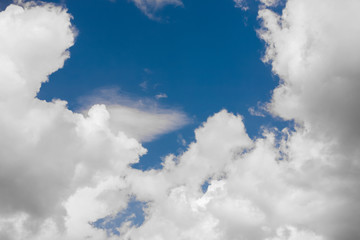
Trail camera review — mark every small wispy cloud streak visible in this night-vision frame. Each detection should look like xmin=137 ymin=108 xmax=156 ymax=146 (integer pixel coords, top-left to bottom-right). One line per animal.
xmin=130 ymin=0 xmax=183 ymax=19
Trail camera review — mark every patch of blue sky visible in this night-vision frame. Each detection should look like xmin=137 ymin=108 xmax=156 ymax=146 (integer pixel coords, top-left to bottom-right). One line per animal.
xmin=0 ymin=0 xmax=12 ymax=10
xmin=91 ymin=197 xmax=147 ymax=236
xmin=267 ymin=0 xmax=287 ymax=14
xmin=201 ymin=179 xmax=211 ymax=193
xmin=32 ymin=0 xmax=292 ymax=170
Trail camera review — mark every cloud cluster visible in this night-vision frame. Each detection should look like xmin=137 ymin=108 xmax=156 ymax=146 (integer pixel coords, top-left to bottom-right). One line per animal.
xmin=0 ymin=2 xmax=186 ymax=239
xmin=1 ymin=0 xmax=360 ymax=239
xmin=260 ymin=0 xmax=360 ymax=149
xmin=119 ymin=0 xmax=360 ymax=239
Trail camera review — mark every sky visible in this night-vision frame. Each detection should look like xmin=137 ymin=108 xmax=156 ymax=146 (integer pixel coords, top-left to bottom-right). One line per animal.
xmin=0 ymin=0 xmax=360 ymax=240
xmin=34 ymin=0 xmax=288 ymax=169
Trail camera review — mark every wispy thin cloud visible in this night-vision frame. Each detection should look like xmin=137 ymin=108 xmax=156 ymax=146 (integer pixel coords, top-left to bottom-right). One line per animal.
xmin=130 ymin=0 xmax=183 ymax=19
xmin=234 ymin=0 xmax=249 ymax=11
xmin=78 ymin=88 xmax=188 ymax=142
xmin=155 ymin=93 xmax=168 ymax=99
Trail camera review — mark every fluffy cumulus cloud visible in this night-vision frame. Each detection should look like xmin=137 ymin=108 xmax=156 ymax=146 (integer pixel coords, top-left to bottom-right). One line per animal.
xmin=1 ymin=0 xmax=360 ymax=240
xmin=130 ymin=0 xmax=182 ymax=19
xmin=122 ymin=0 xmax=360 ymax=239
xmin=0 ymin=2 xmax=185 ymax=240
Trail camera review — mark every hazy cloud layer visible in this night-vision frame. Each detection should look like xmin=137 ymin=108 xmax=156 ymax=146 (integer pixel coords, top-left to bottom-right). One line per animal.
xmin=1 ymin=0 xmax=360 ymax=240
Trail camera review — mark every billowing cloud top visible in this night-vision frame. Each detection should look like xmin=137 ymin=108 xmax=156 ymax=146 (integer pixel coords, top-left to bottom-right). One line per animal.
xmin=1 ymin=0 xmax=360 ymax=240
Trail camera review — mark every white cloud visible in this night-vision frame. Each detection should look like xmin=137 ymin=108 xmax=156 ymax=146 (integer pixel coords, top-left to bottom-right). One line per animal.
xmin=155 ymin=93 xmax=168 ymax=99
xmin=0 ymin=2 xmax=183 ymax=239
xmin=117 ymin=0 xmax=360 ymax=239
xmin=234 ymin=0 xmax=249 ymax=11
xmin=77 ymin=88 xmax=188 ymax=142
xmin=234 ymin=0 xmax=279 ymax=11
xmin=106 ymin=105 xmax=187 ymax=142
xmin=265 ymin=226 xmax=325 ymax=240
xmin=130 ymin=0 xmax=183 ymax=19
xmin=248 ymin=106 xmax=266 ymax=117
xmin=259 ymin=0 xmax=279 ymax=7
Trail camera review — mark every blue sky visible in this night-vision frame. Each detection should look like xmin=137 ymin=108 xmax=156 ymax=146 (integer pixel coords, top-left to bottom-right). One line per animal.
xmin=35 ymin=0 xmax=287 ymax=169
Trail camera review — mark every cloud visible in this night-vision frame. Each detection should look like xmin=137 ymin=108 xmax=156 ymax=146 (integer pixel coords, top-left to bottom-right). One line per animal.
xmin=143 ymin=68 xmax=152 ymax=74
xmin=106 ymin=105 xmax=187 ymax=142
xmin=248 ymin=106 xmax=266 ymax=117
xmin=129 ymin=0 xmax=183 ymax=19
xmin=139 ymin=81 xmax=148 ymax=91
xmin=0 ymin=2 xmax=183 ymax=239
xmin=234 ymin=0 xmax=249 ymax=11
xmin=259 ymin=0 xmax=280 ymax=7
xmin=115 ymin=0 xmax=360 ymax=239
xmin=234 ymin=0 xmax=279 ymax=11
xmin=259 ymin=0 xmax=360 ymax=148
xmin=155 ymin=93 xmax=168 ymax=99
xmin=77 ymin=88 xmax=188 ymax=142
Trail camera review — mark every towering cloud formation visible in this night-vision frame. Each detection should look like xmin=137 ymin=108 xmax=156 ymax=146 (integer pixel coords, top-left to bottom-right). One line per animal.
xmin=0 ymin=0 xmax=360 ymax=240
